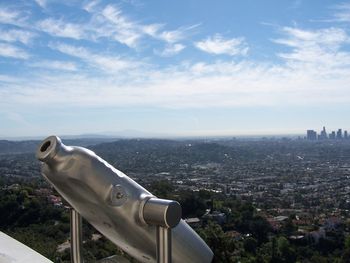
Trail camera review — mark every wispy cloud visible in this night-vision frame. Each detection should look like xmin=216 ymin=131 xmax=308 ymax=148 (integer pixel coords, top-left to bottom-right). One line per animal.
xmin=97 ymin=5 xmax=196 ymax=48
xmin=86 ymin=4 xmax=196 ymax=48
xmin=0 ymin=7 xmax=23 ymax=26
xmin=3 ymin=45 xmax=350 ymax=110
xmin=0 ymin=29 xmax=36 ymax=44
xmin=5 ymin=112 xmax=32 ymax=127
xmin=0 ymin=74 xmax=20 ymax=83
xmin=0 ymin=43 xmax=29 ymax=59
xmin=29 ymin=60 xmax=78 ymax=71
xmin=34 ymin=0 xmax=47 ymax=9
xmin=313 ymin=3 xmax=350 ymax=23
xmin=83 ymin=0 xmax=100 ymax=13
xmin=98 ymin=4 xmax=144 ymax=47
xmin=50 ymin=42 xmax=141 ymax=72
xmin=333 ymin=3 xmax=350 ymax=22
xmin=195 ymin=34 xmax=248 ymax=56
xmin=273 ymin=27 xmax=350 ymax=67
xmin=155 ymin=43 xmax=185 ymax=57
xmin=274 ymin=27 xmax=349 ymax=48
xmin=156 ymin=25 xmax=199 ymax=43
xmin=37 ymin=18 xmax=85 ymax=39
xmin=26 ymin=3 xmax=197 ymax=50
xmin=1 ymin=1 xmax=350 ymax=114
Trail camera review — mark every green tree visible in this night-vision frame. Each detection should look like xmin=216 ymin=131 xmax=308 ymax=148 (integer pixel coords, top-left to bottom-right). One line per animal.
xmin=277 ymin=237 xmax=296 ymax=263
xmin=281 ymin=218 xmax=296 ymax=236
xmin=244 ymin=237 xmax=258 ymax=254
xmin=149 ymin=180 xmax=174 ymax=199
xmin=198 ymin=222 xmax=236 ymax=263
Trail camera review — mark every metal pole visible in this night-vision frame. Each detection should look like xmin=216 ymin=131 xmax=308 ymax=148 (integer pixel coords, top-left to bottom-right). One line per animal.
xmin=156 ymin=226 xmax=172 ymax=263
xmin=70 ymin=208 xmax=83 ymax=263
xmin=142 ymin=198 xmax=181 ymax=263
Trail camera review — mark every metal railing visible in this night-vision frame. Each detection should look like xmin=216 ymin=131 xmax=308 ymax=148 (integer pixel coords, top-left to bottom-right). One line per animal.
xmin=70 ymin=198 xmax=181 ymax=263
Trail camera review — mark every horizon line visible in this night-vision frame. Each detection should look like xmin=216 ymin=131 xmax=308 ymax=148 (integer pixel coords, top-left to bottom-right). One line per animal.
xmin=0 ymin=132 xmax=308 ymax=141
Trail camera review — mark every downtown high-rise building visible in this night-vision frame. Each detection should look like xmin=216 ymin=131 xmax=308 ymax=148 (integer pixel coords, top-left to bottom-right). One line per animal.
xmin=306 ymin=126 xmax=349 ymax=140
xmin=307 ymin=130 xmax=317 ymax=140
xmin=337 ymin=129 xmax=342 ymax=139
xmin=320 ymin=126 xmax=327 ymax=139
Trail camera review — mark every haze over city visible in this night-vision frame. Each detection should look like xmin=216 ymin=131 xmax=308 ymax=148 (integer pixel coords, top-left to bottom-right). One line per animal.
xmin=1 ymin=0 xmax=350 ymax=137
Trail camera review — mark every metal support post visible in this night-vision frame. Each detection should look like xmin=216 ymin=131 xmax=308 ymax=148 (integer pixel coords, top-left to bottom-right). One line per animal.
xmin=156 ymin=226 xmax=172 ymax=263
xmin=142 ymin=198 xmax=182 ymax=263
xmin=70 ymin=208 xmax=83 ymax=263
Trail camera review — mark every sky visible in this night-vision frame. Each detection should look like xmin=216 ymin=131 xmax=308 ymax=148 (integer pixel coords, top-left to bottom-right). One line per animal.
xmin=1 ymin=0 xmax=350 ymax=138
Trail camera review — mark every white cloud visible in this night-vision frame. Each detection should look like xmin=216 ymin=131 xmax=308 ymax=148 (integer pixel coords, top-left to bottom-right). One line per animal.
xmin=29 ymin=60 xmax=78 ymax=71
xmin=195 ymin=34 xmax=248 ymax=56
xmin=0 ymin=43 xmax=29 ymax=59
xmin=30 ymin=4 xmax=197 ymax=49
xmin=99 ymin=4 xmax=142 ymax=47
xmin=35 ymin=0 xmax=47 ymax=8
xmin=158 ymin=30 xmax=182 ymax=43
xmin=141 ymin=24 xmax=163 ymax=37
xmin=273 ymin=27 xmax=350 ymax=68
xmin=83 ymin=0 xmax=100 ymax=13
xmin=89 ymin=4 xmax=197 ymax=48
xmin=156 ymin=25 xmax=199 ymax=43
xmin=333 ymin=3 xmax=350 ymax=22
xmin=37 ymin=18 xmax=85 ymax=39
xmin=1 ymin=4 xmax=350 ymax=114
xmin=0 ymin=29 xmax=36 ymax=44
xmin=155 ymin=44 xmax=185 ymax=57
xmin=50 ymin=43 xmax=140 ymax=72
xmin=5 ymin=112 xmax=32 ymax=127
xmin=0 ymin=7 xmax=20 ymax=25
xmin=274 ymin=27 xmax=349 ymax=48
xmin=0 ymin=75 xmax=19 ymax=83
xmin=3 ymin=49 xmax=350 ymax=110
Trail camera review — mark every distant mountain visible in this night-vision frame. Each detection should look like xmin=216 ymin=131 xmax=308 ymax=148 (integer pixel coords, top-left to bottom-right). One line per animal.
xmin=89 ymin=138 xmax=241 ymax=173
xmin=0 ymin=130 xmax=171 ymax=141
xmin=0 ymin=138 xmax=121 ymax=155
xmin=0 ymin=140 xmax=39 ymax=155
xmin=93 ymin=130 xmax=171 ymax=138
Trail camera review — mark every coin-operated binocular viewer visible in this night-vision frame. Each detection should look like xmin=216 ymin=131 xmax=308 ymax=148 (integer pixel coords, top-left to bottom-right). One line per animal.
xmin=36 ymin=136 xmax=213 ymax=263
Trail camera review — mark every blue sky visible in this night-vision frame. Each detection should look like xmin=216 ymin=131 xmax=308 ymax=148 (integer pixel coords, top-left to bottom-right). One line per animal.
xmin=1 ymin=0 xmax=350 ymax=138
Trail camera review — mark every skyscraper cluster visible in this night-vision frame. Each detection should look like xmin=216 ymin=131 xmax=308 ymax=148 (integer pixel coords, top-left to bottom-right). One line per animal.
xmin=306 ymin=127 xmax=348 ymax=140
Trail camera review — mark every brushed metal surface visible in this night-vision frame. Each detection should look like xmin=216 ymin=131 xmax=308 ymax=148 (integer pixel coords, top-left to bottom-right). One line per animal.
xmin=143 ymin=198 xmax=181 ymax=228
xmin=36 ymin=136 xmax=213 ymax=263
xmin=156 ymin=227 xmax=171 ymax=263
xmin=70 ymin=209 xmax=83 ymax=263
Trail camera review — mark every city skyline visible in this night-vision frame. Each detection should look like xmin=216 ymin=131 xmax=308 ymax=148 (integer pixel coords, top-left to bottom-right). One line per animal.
xmin=307 ymin=126 xmax=350 ymax=140
xmin=1 ymin=1 xmax=350 ymax=137
xmin=4 ymin=125 xmax=350 ymax=140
